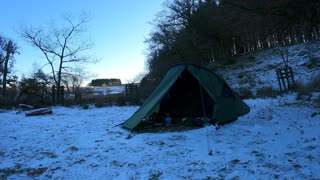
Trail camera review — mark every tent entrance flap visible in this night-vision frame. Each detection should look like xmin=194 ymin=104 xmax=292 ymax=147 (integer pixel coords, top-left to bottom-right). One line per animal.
xmin=159 ymin=70 xmax=214 ymax=118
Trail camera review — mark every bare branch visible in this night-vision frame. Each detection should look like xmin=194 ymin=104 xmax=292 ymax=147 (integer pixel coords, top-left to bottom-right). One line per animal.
xmin=19 ymin=14 xmax=95 ymax=102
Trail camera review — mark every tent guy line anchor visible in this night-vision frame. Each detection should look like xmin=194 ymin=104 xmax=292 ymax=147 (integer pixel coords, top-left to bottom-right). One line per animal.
xmin=264 ymin=106 xmax=304 ymax=134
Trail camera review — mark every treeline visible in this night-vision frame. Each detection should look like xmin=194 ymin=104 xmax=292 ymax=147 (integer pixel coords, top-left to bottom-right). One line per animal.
xmin=90 ymin=78 xmax=122 ymax=86
xmin=143 ymin=0 xmax=320 ymax=86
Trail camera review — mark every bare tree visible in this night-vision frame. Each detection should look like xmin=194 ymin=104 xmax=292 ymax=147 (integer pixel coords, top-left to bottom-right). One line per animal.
xmin=20 ymin=14 xmax=94 ymax=104
xmin=276 ymin=47 xmax=289 ymax=67
xmin=62 ymin=65 xmax=91 ymax=93
xmin=0 ymin=36 xmax=18 ymax=99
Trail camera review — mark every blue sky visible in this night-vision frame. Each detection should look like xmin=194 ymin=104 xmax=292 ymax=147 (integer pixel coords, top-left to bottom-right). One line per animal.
xmin=0 ymin=0 xmax=164 ymax=84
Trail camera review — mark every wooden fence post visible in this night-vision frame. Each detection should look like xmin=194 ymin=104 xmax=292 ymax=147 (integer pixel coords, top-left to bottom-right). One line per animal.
xmin=276 ymin=66 xmax=296 ymax=93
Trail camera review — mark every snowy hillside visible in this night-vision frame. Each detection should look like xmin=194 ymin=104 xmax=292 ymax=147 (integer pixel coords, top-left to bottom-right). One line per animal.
xmin=216 ymin=42 xmax=320 ymax=94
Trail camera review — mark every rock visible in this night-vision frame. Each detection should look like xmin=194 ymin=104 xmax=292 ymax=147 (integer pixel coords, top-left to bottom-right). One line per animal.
xmin=298 ymin=50 xmax=308 ymax=56
xmin=27 ymin=167 xmax=48 ymax=177
xmin=311 ymin=112 xmax=318 ymax=118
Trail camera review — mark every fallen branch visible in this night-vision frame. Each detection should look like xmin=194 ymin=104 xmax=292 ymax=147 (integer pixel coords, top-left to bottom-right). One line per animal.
xmin=25 ymin=108 xmax=53 ymax=116
xmin=19 ymin=104 xmax=34 ymax=110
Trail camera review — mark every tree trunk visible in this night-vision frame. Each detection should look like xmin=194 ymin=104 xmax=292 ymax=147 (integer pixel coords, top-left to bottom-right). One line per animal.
xmin=2 ymin=45 xmax=11 ymax=98
xmin=56 ymin=56 xmax=64 ymax=104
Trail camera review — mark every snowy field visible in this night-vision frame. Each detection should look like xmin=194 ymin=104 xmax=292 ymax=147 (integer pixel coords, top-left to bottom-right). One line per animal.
xmin=0 ymin=94 xmax=319 ymax=179
xmin=90 ymin=86 xmax=125 ymax=96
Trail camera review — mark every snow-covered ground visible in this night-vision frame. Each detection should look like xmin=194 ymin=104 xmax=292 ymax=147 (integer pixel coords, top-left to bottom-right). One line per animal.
xmin=1 ymin=42 xmax=319 ymax=179
xmin=0 ymin=93 xmax=319 ymax=179
xmin=216 ymin=42 xmax=320 ymax=92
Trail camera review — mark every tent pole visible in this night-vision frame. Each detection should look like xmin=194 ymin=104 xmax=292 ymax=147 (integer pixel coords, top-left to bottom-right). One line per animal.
xmin=199 ymin=85 xmax=213 ymax=156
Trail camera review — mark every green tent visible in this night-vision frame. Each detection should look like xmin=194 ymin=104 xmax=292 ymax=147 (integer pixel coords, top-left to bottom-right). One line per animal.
xmin=123 ymin=64 xmax=250 ymax=130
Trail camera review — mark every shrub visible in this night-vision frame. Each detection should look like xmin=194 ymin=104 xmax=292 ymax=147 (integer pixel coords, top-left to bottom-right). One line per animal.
xmin=256 ymin=86 xmax=280 ymax=98
xmin=125 ymin=93 xmax=142 ymax=106
xmin=82 ymin=104 xmax=89 ymax=109
xmin=0 ymin=88 xmax=19 ymax=109
xmin=235 ymin=88 xmax=255 ymax=99
xmin=295 ymin=82 xmax=312 ymax=100
xmin=248 ymin=55 xmax=256 ymax=61
xmin=0 ymin=98 xmax=16 ymax=109
xmin=313 ymin=98 xmax=320 ymax=108
xmin=295 ymin=76 xmax=320 ymax=100
xmin=237 ymin=73 xmax=245 ymax=79
xmin=64 ymin=98 xmax=75 ymax=107
xmin=309 ymin=74 xmax=320 ymax=92
xmin=306 ymin=57 xmax=319 ymax=69
xmin=226 ymin=56 xmax=237 ymax=64
xmin=94 ymin=101 xmax=105 ymax=108
xmin=239 ymin=75 xmax=256 ymax=87
xmin=116 ymin=95 xmax=126 ymax=106
xmin=16 ymin=77 xmax=52 ymax=108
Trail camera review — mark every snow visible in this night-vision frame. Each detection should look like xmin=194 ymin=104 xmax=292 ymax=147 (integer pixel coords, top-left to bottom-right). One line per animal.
xmin=0 ymin=42 xmax=319 ymax=179
xmin=216 ymin=42 xmax=320 ymax=92
xmin=64 ymin=86 xmax=124 ymax=98
xmin=91 ymin=86 xmax=125 ymax=96
xmin=0 ymin=94 xmax=319 ymax=179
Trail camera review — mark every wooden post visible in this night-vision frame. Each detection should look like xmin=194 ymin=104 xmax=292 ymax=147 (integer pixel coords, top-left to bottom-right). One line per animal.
xmin=60 ymin=86 xmax=64 ymax=105
xmin=129 ymin=84 xmax=133 ymax=94
xmin=125 ymin=84 xmax=128 ymax=96
xmin=52 ymin=85 xmax=56 ymax=105
xmin=276 ymin=69 xmax=283 ymax=93
xmin=52 ymin=85 xmax=65 ymax=105
xmin=134 ymin=84 xmax=138 ymax=93
xmin=288 ymin=67 xmax=296 ymax=90
xmin=276 ymin=66 xmax=296 ymax=93
xmin=280 ymin=69 xmax=287 ymax=92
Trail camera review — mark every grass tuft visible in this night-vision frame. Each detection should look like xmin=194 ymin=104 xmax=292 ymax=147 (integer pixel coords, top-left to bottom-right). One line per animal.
xmin=256 ymin=86 xmax=280 ymax=98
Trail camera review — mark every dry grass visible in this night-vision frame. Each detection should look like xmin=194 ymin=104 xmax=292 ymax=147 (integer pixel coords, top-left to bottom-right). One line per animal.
xmin=256 ymin=86 xmax=281 ymax=98
xmin=296 ymin=75 xmax=320 ymax=100
xmin=234 ymin=88 xmax=255 ymax=99
xmin=64 ymin=93 xmax=128 ymax=107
